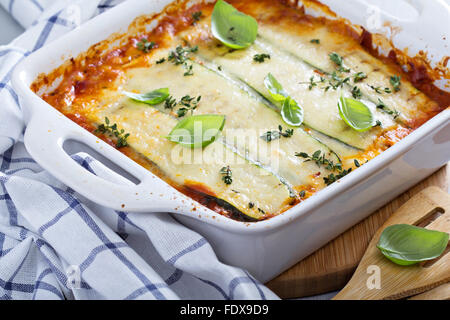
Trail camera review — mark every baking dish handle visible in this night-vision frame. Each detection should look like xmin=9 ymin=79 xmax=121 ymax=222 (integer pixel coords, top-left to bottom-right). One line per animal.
xmin=23 ymin=113 xmax=203 ymax=214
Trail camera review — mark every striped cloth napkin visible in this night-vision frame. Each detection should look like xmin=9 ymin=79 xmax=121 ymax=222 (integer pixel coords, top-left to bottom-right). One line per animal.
xmin=0 ymin=0 xmax=278 ymax=300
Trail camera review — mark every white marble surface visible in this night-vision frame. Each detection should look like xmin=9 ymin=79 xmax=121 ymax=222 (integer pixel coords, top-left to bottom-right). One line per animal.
xmin=0 ymin=6 xmax=24 ymax=45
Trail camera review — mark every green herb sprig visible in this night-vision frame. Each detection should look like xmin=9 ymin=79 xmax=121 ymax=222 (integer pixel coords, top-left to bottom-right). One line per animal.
xmin=376 ymin=99 xmax=400 ymax=119
xmin=168 ymin=45 xmax=198 ymax=65
xmin=192 ymin=11 xmax=202 ymax=25
xmin=300 ymin=73 xmax=349 ymax=92
xmin=328 ymin=72 xmax=351 ymax=90
xmin=299 ymin=76 xmax=326 ymax=90
xmin=136 ymin=38 xmax=156 ymax=53
xmin=329 ymin=52 xmax=350 ymax=73
xmin=295 ymin=150 xmax=342 ymax=171
xmin=323 ymin=168 xmax=353 ymax=186
xmin=168 ymin=45 xmax=199 ymax=76
xmin=390 ymin=75 xmax=401 ymax=92
xmin=261 ymin=125 xmax=294 ymax=142
xmin=183 ymin=64 xmax=194 ymax=76
xmin=156 ymin=58 xmax=166 ymax=64
xmin=253 ymin=53 xmax=271 ymax=63
xmin=353 ymin=72 xmax=367 ymax=83
xmin=220 ymin=166 xmax=233 ymax=185
xmin=295 ymin=150 xmax=366 ymax=186
xmin=351 ymin=86 xmax=362 ymax=99
xmin=160 ymin=94 xmax=202 ymax=117
xmin=164 ymin=96 xmax=177 ymax=110
xmin=96 ymin=117 xmax=130 ymax=148
xmin=176 ymin=95 xmax=202 ymax=117
xmin=369 ymin=85 xmax=392 ymax=94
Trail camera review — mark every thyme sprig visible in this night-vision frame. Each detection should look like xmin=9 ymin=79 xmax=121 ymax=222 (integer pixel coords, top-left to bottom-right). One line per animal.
xmin=390 ymin=75 xmax=401 ymax=92
xmin=323 ymin=168 xmax=353 ymax=186
xmin=329 ymin=52 xmax=350 ymax=73
xmin=192 ymin=11 xmax=202 ymax=25
xmin=374 ymin=119 xmax=383 ymax=127
xmin=299 ymin=75 xmax=326 ymax=90
xmin=220 ymin=166 xmax=233 ymax=185
xmin=261 ymin=125 xmax=294 ymax=142
xmin=376 ymin=99 xmax=400 ymax=119
xmin=164 ymin=96 xmax=177 ymax=110
xmin=253 ymin=53 xmax=271 ymax=63
xmin=96 ymin=117 xmax=130 ymax=148
xmin=300 ymin=72 xmax=349 ymax=92
xmin=176 ymin=95 xmax=202 ymax=117
xmin=183 ymin=64 xmax=194 ymax=76
xmin=168 ymin=45 xmax=199 ymax=76
xmin=163 ymin=95 xmax=202 ymax=117
xmin=369 ymin=85 xmax=392 ymax=94
xmin=327 ymin=72 xmax=350 ymax=90
xmin=295 ymin=150 xmax=367 ymax=186
xmin=353 ymin=72 xmax=367 ymax=83
xmin=168 ymin=45 xmax=198 ymax=65
xmin=295 ymin=150 xmax=342 ymax=171
xmin=136 ymin=38 xmax=156 ymax=53
xmin=351 ymin=86 xmax=362 ymax=99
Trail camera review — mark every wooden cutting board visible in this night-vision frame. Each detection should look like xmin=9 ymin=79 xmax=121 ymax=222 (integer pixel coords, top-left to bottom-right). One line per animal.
xmin=266 ymin=164 xmax=449 ymax=299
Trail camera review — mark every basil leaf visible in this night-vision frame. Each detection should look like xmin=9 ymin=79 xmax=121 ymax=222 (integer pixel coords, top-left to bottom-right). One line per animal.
xmin=264 ymin=73 xmax=288 ymax=102
xmin=211 ymin=0 xmax=258 ymax=49
xmin=377 ymin=224 xmax=449 ymax=266
xmin=338 ymin=95 xmax=373 ymax=132
xmin=166 ymin=114 xmax=226 ymax=148
xmin=264 ymin=73 xmax=303 ymax=127
xmin=281 ymin=97 xmax=303 ymax=127
xmin=124 ymin=88 xmax=169 ymax=105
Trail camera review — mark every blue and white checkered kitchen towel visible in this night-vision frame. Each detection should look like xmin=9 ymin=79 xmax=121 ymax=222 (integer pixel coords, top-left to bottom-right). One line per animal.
xmin=0 ymin=0 xmax=278 ymax=300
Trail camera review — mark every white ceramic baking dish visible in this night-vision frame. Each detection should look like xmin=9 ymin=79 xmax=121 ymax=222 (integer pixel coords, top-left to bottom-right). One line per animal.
xmin=11 ymin=0 xmax=450 ymax=283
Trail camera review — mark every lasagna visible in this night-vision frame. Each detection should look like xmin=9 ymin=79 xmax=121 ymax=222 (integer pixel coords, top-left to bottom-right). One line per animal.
xmin=31 ymin=0 xmax=449 ymax=221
